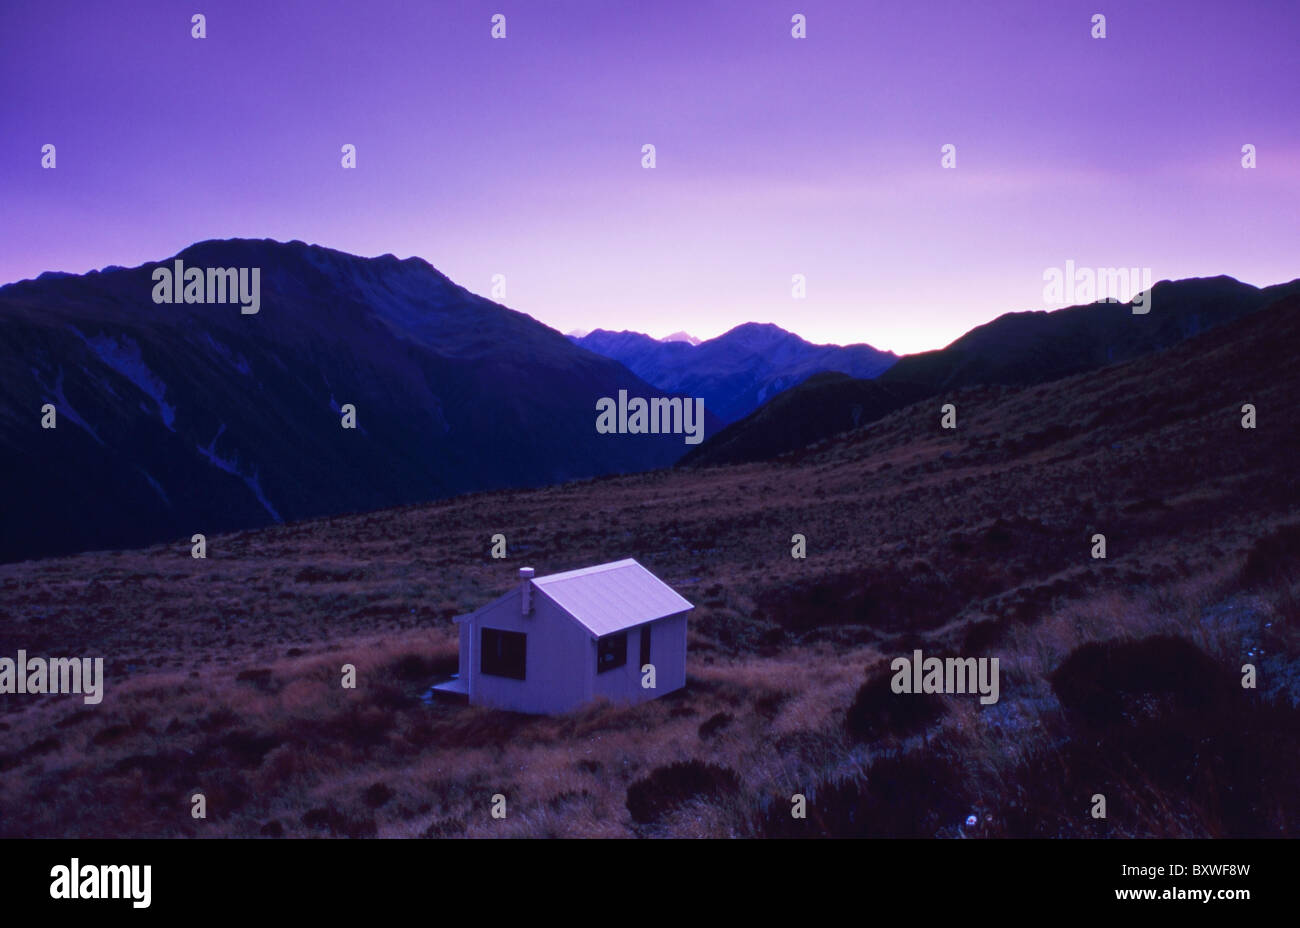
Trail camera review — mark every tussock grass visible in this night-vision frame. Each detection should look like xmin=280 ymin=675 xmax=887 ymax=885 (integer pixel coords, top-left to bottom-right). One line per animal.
xmin=4 ymin=302 xmax=1299 ymax=836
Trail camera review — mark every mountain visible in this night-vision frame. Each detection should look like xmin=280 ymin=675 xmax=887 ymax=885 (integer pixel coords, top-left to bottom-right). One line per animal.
xmin=879 ymin=275 xmax=1300 ymax=393
xmin=0 ymin=239 xmax=717 ymax=564
xmin=678 ymin=372 xmax=930 ymax=467
xmin=5 ymin=291 xmax=1298 ymax=838
xmin=570 ymin=322 xmax=897 ymax=423
xmin=682 ymin=275 xmax=1300 ymax=467
xmin=661 ymin=331 xmax=700 ymax=345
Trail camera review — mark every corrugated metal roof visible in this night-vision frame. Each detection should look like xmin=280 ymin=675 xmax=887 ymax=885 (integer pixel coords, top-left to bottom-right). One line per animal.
xmin=532 ymin=558 xmax=693 ymax=637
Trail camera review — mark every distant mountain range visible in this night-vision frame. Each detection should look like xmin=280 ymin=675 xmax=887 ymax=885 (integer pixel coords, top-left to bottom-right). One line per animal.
xmin=0 ymin=239 xmax=717 ymax=563
xmin=570 ymin=324 xmax=897 ymax=423
xmin=7 ymin=240 xmax=1295 ymax=567
xmin=660 ymin=331 xmax=701 ymax=346
xmin=568 ymin=329 xmax=701 ymax=346
xmin=682 ymin=275 xmax=1300 ymax=467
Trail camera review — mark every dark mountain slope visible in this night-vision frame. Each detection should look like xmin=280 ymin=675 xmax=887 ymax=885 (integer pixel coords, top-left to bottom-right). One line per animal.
xmin=683 ymin=275 xmax=1300 ymax=467
xmin=880 ymin=275 xmax=1300 ymax=393
xmin=0 ymin=239 xmax=712 ymax=563
xmin=572 ymin=321 xmax=897 ymax=423
xmin=678 ymin=372 xmax=929 ymax=468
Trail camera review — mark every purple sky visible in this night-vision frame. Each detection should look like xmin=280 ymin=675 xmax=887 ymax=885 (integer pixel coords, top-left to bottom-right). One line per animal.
xmin=3 ymin=0 xmax=1297 ymax=353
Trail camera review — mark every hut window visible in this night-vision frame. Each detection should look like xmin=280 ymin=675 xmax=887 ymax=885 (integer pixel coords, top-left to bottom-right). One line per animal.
xmin=597 ymin=632 xmax=627 ymax=673
xmin=481 ymin=628 xmax=526 ymax=680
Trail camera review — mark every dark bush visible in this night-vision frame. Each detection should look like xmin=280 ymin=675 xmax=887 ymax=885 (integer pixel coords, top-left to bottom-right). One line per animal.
xmin=91 ymin=724 xmax=131 ymax=745
xmin=302 ymin=806 xmax=377 ymax=838
xmin=235 ymin=668 xmax=276 ymax=691
xmin=625 ymin=760 xmax=741 ymax=825
xmin=754 ymin=692 xmax=788 ymax=718
xmin=1050 ymin=635 xmax=1227 ymax=727
xmin=1240 ymin=523 xmax=1300 ymax=588
xmin=421 ymin=817 xmax=466 ymax=838
xmin=216 ymin=729 xmax=281 ymax=769
xmin=845 ymin=668 xmax=945 ymax=742
xmin=697 ymin=712 xmax=733 ymax=739
xmin=759 ymin=749 xmax=970 ymax=837
xmin=1006 ymin=692 xmax=1300 ymax=837
xmin=1036 ymin=634 xmax=1300 ymax=836
xmin=390 ymin=653 xmax=438 ymax=681
xmin=962 ymin=618 xmax=1004 ymax=652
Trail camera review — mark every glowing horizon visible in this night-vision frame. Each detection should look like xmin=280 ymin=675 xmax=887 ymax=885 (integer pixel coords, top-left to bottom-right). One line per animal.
xmin=3 ymin=0 xmax=1297 ymax=355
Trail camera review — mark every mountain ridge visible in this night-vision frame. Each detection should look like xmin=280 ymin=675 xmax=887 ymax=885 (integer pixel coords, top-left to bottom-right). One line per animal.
xmin=571 ymin=321 xmax=897 ymax=423
xmin=0 ymin=238 xmax=718 ymax=564
xmin=682 ymin=274 xmax=1300 ymax=467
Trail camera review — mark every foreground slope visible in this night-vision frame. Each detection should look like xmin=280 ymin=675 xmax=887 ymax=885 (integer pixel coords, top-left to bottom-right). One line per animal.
xmin=1 ymin=295 xmax=1297 ymax=837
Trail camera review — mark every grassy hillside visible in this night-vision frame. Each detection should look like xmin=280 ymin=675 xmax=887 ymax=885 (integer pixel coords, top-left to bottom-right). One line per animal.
xmin=2 ymin=296 xmax=1298 ymax=837
xmin=684 ymin=276 xmax=1300 ymax=468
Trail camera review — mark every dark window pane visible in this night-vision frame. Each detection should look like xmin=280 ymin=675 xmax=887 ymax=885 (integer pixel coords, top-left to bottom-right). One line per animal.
xmin=481 ymin=627 xmax=526 ymax=680
xmin=597 ymin=632 xmax=627 ymax=674
xmin=639 ymin=625 xmax=651 ymax=668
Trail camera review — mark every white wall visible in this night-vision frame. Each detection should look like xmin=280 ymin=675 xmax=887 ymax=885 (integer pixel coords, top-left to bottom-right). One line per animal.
xmin=457 ymin=618 xmax=472 ymax=685
xmin=591 ymin=612 xmax=688 ymax=705
xmin=467 ymin=586 xmax=590 ymax=714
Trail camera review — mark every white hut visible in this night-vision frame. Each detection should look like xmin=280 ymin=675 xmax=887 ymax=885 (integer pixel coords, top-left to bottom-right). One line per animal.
xmin=437 ymin=559 xmax=693 ymax=714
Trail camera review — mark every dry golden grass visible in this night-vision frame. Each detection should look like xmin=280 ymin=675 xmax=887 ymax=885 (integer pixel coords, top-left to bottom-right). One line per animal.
xmin=2 ymin=299 xmax=1299 ymax=836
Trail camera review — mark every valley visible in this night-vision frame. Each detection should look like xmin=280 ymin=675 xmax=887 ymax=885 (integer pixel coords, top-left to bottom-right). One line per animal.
xmin=2 ymin=293 xmax=1297 ymax=838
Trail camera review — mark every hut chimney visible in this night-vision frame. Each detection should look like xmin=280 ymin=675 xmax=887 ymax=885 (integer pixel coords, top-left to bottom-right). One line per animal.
xmin=520 ymin=567 xmax=535 ymax=615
